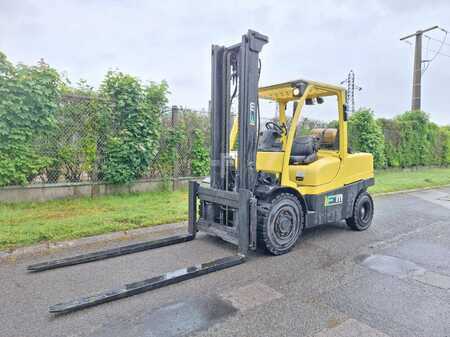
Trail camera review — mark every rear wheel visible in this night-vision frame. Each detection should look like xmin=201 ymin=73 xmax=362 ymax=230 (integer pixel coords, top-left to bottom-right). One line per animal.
xmin=257 ymin=193 xmax=304 ymax=255
xmin=346 ymin=191 xmax=374 ymax=231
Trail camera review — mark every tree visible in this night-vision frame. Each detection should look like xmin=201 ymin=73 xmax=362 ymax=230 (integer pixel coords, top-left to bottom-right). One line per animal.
xmin=348 ymin=109 xmax=386 ymax=168
xmin=0 ymin=53 xmax=61 ymax=186
xmin=99 ymin=71 xmax=168 ymax=184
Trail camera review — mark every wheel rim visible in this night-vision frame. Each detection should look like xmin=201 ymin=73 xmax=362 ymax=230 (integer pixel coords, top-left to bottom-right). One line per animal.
xmin=268 ymin=203 xmax=300 ymax=248
xmin=359 ymin=199 xmax=372 ymax=224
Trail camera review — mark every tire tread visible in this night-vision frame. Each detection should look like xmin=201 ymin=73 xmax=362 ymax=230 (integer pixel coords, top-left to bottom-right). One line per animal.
xmin=257 ymin=193 xmax=304 ymax=255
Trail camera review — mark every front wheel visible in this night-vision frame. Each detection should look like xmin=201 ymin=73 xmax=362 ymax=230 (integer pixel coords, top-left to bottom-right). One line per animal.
xmin=346 ymin=191 xmax=374 ymax=231
xmin=257 ymin=193 xmax=304 ymax=255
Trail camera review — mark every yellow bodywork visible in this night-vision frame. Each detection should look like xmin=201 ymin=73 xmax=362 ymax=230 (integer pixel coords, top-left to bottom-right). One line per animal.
xmin=232 ymin=79 xmax=374 ymax=196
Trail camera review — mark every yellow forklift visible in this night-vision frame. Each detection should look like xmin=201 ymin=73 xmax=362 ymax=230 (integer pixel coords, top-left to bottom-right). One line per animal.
xmin=29 ymin=30 xmax=374 ymax=314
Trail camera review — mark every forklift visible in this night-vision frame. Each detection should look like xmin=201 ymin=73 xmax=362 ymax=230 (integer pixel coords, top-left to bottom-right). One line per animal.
xmin=28 ymin=30 xmax=374 ymax=314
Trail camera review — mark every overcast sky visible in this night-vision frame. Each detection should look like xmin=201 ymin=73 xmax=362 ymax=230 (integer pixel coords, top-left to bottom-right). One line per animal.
xmin=1 ymin=0 xmax=449 ymax=125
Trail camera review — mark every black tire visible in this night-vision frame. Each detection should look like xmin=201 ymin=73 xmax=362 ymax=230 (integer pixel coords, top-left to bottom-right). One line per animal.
xmin=257 ymin=193 xmax=304 ymax=255
xmin=346 ymin=191 xmax=374 ymax=231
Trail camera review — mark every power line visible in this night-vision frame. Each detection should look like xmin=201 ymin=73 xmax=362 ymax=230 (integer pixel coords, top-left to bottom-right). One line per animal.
xmin=427 ymin=48 xmax=450 ymax=58
xmin=422 ymin=30 xmax=448 ymax=73
xmin=403 ymin=39 xmax=450 ymax=59
xmin=424 ymin=33 xmax=450 ymax=47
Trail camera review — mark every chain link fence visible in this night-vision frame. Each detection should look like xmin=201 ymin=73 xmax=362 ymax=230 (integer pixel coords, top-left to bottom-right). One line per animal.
xmin=28 ymin=95 xmax=210 ymax=186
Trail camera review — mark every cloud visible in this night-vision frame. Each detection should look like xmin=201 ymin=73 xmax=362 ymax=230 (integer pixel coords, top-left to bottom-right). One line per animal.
xmin=1 ymin=0 xmax=449 ymax=124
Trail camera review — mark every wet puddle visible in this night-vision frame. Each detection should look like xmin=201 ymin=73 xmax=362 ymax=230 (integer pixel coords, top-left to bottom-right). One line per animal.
xmin=358 ymin=253 xmax=450 ymax=290
xmin=358 ymin=254 xmax=425 ymax=278
xmin=93 ymin=296 xmax=237 ymax=337
xmin=141 ymin=296 xmax=237 ymax=337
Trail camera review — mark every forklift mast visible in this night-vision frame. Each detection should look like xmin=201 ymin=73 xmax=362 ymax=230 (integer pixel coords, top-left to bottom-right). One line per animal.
xmin=210 ymin=30 xmax=268 ymax=192
xmin=190 ymin=30 xmax=268 ymax=256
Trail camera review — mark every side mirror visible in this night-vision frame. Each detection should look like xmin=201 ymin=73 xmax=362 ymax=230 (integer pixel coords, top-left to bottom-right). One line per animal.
xmin=305 ymin=98 xmax=314 ymax=105
xmin=343 ymin=104 xmax=349 ymax=121
xmin=316 ymin=97 xmax=324 ymax=104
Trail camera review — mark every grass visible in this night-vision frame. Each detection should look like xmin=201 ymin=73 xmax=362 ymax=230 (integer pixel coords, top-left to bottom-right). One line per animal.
xmin=0 ymin=189 xmax=188 ymax=251
xmin=369 ymin=167 xmax=450 ymax=194
xmin=1 ymin=167 xmax=450 ymax=251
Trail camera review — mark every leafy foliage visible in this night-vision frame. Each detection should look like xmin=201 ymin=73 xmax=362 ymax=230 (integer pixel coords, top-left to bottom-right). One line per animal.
xmin=378 ymin=118 xmax=401 ymax=167
xmin=176 ymin=109 xmax=210 ymax=176
xmin=99 ymin=71 xmax=168 ymax=184
xmin=0 ymin=53 xmax=61 ymax=186
xmin=40 ymin=81 xmax=102 ymax=183
xmin=151 ymin=108 xmax=210 ymax=179
xmin=348 ymin=109 xmax=386 ymax=168
xmin=191 ymin=130 xmax=210 ymax=176
xmin=379 ymin=111 xmax=449 ymax=168
xmin=442 ymin=126 xmax=450 ymax=165
xmin=155 ymin=127 xmax=184 ymax=178
xmin=396 ymin=111 xmax=430 ymax=167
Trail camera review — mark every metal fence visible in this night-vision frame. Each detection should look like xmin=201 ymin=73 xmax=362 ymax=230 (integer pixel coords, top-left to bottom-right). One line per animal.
xmin=29 ymin=95 xmax=210 ymax=185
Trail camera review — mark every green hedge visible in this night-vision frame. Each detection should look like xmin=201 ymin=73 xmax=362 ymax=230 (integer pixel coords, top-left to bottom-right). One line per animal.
xmin=351 ymin=109 xmax=450 ymax=169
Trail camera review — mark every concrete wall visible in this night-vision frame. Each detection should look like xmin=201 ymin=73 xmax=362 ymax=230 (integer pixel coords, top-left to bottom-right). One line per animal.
xmin=0 ymin=177 xmax=204 ymax=203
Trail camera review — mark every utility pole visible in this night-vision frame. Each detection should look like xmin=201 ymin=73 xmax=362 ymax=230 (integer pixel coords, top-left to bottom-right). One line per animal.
xmin=400 ymin=25 xmax=439 ymax=111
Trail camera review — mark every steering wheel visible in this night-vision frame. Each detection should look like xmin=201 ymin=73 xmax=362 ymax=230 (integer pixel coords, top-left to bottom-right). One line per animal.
xmin=265 ymin=121 xmax=285 ymax=135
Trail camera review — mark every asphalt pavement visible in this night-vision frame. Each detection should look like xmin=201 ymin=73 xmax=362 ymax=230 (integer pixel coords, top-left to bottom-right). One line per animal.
xmin=1 ymin=187 xmax=449 ymax=337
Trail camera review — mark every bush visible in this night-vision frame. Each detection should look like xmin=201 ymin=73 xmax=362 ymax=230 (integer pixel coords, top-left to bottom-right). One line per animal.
xmin=348 ymin=109 xmax=386 ymax=168
xmin=394 ymin=111 xmax=428 ymax=167
xmin=378 ymin=118 xmax=401 ymax=167
xmin=175 ymin=109 xmax=210 ymax=176
xmin=99 ymin=71 xmax=168 ymax=184
xmin=155 ymin=127 xmax=184 ymax=178
xmin=439 ymin=126 xmax=450 ymax=166
xmin=191 ymin=130 xmax=210 ymax=176
xmin=0 ymin=53 xmax=61 ymax=186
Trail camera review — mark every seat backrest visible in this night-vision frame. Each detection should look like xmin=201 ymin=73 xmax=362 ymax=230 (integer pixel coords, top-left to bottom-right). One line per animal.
xmin=291 ymin=136 xmax=319 ymax=156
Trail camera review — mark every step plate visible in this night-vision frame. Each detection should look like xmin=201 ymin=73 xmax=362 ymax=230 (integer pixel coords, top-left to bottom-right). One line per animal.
xmin=49 ymin=254 xmax=246 ymax=314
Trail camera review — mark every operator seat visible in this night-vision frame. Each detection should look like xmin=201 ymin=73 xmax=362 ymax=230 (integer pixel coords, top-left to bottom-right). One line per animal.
xmin=290 ymin=136 xmax=320 ymax=164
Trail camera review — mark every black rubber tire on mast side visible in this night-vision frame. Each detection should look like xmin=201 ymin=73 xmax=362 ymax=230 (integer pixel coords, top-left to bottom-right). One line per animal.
xmin=257 ymin=193 xmax=304 ymax=255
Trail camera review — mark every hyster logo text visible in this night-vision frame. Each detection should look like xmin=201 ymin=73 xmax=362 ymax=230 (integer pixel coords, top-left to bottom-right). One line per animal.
xmin=249 ymin=102 xmax=256 ymax=126
xmin=325 ymin=194 xmax=343 ymax=206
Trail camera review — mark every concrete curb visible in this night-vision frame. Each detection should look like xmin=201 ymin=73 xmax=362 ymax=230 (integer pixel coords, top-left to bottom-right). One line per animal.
xmin=0 ymin=221 xmax=186 ymax=263
xmin=372 ymin=183 xmax=450 ymax=197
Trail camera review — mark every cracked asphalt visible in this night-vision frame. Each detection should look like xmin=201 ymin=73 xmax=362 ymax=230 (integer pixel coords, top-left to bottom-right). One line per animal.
xmin=1 ymin=187 xmax=449 ymax=337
